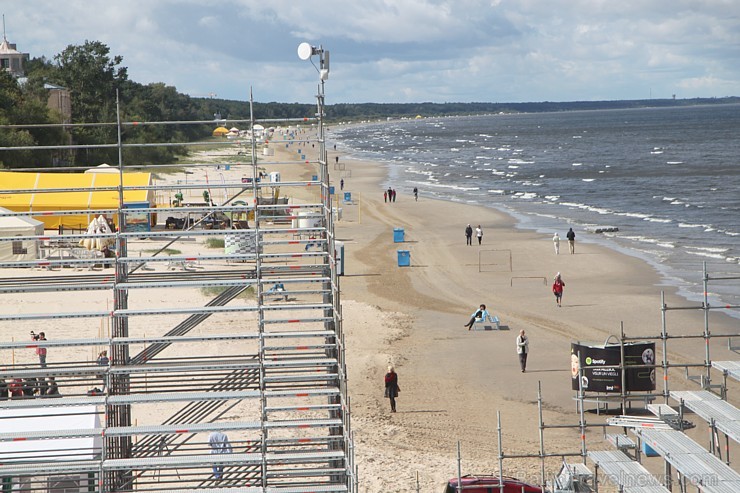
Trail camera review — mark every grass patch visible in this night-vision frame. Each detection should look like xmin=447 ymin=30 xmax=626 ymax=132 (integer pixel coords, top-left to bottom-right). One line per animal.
xmin=143 ymin=248 xmax=182 ymax=256
xmin=205 ymin=238 xmax=225 ymax=249
xmin=201 ymin=285 xmax=254 ymax=299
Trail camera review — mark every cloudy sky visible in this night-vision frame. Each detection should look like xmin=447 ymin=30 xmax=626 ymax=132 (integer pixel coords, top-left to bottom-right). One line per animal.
xmin=6 ymin=1 xmax=740 ymax=104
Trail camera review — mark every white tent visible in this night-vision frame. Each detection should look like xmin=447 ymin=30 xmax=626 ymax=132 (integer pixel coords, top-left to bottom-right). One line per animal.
xmin=84 ymin=163 xmax=120 ymax=174
xmin=0 ymin=405 xmax=101 ymax=490
xmin=0 ymin=206 xmax=44 ymax=262
xmin=0 ymin=405 xmax=102 ymax=462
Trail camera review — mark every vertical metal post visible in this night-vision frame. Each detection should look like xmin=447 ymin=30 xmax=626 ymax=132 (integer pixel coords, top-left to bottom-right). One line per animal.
xmin=577 ymin=351 xmax=587 ymax=462
xmin=620 ymin=324 xmax=627 ymax=413
xmin=702 ymin=262 xmax=711 ymax=388
xmin=106 ymin=89 xmax=132 ymax=492
xmin=456 ymin=441 xmax=463 ymax=493
xmin=497 ymin=412 xmax=504 ymax=493
xmin=537 ymin=381 xmax=546 ymax=486
xmin=249 ymin=90 xmax=269 ymax=490
xmin=661 ymin=291 xmax=669 ymax=403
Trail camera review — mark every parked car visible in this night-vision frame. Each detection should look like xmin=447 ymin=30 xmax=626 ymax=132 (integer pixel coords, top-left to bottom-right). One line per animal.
xmin=444 ymin=475 xmax=545 ymax=493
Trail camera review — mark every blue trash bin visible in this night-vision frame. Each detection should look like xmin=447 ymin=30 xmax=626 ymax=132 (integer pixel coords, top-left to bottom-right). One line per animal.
xmin=642 ymin=441 xmax=659 ymax=457
xmin=329 ymin=186 xmax=335 ymax=195
xmin=393 ymin=228 xmax=405 ymax=243
xmin=312 ymin=175 xmax=318 ymax=181
xmin=344 ymin=192 xmax=352 ymax=203
xmin=397 ymin=250 xmax=410 ymax=267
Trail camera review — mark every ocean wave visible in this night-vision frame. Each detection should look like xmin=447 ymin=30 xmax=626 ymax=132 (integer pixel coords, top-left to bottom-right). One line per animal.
xmin=512 ymin=192 xmax=538 ymax=200
xmin=424 ymin=182 xmax=481 ymax=191
xmin=685 ymin=250 xmax=727 ymax=260
xmin=687 ymin=246 xmax=729 ymax=253
xmin=621 ymin=235 xmax=676 ymax=249
xmin=678 ymin=223 xmax=704 ymax=228
xmin=581 ymin=178 xmax=596 ymax=182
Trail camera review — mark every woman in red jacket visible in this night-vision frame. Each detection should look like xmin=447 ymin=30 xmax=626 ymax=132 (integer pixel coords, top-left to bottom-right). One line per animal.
xmin=552 ymin=273 xmax=565 ymax=307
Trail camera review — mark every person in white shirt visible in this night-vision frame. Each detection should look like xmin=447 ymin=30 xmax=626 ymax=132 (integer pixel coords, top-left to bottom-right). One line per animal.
xmin=208 ymin=431 xmax=233 ymax=479
xmin=553 ymin=232 xmax=560 ymax=254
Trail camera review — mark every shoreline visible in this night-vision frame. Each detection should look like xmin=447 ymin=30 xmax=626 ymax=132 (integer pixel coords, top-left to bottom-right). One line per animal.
xmin=330 ymin=113 xmax=740 ymax=321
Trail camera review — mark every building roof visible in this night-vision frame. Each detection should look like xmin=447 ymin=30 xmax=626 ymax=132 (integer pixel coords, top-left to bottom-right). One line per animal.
xmin=0 ymin=37 xmax=21 ymax=55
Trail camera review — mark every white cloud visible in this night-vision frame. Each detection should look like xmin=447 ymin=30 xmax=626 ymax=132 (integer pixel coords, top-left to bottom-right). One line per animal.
xmin=5 ymin=1 xmax=740 ymax=103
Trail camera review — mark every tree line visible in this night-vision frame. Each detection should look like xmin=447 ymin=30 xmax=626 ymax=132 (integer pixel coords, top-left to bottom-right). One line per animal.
xmin=1 ymin=40 xmax=737 ymax=169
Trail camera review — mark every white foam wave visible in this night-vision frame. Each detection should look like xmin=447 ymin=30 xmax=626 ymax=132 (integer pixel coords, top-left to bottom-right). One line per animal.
xmin=424 ymin=182 xmax=481 ymax=191
xmin=581 ymin=178 xmax=595 ymax=182
xmin=512 ymin=192 xmax=538 ymax=200
xmin=685 ymin=250 xmax=727 ymax=260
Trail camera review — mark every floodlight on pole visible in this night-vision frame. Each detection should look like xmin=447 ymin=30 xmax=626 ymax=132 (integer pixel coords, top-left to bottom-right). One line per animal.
xmin=297 ymin=42 xmax=330 ymax=80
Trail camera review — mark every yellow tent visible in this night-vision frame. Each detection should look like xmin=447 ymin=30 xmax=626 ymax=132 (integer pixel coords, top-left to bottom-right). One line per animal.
xmin=212 ymin=126 xmax=229 ymax=136
xmin=0 ymin=171 xmax=153 ymax=230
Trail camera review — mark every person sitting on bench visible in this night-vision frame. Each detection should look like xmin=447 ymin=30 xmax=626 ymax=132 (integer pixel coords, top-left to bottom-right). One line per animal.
xmin=266 ymin=283 xmax=288 ymax=300
xmin=464 ymin=304 xmax=492 ymax=330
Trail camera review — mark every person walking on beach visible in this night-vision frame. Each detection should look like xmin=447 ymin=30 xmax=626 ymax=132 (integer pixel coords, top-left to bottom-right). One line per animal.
xmin=553 ymin=232 xmax=560 ymax=255
xmin=413 ymin=187 xmax=418 ymax=201
xmin=475 ymin=225 xmax=483 ymax=245
xmin=391 ymin=189 xmax=397 ymax=202
xmin=516 ymin=329 xmax=529 ymax=372
xmin=552 ymin=273 xmax=565 ymax=307
xmin=208 ymin=430 xmax=233 ymax=479
xmin=383 ymin=191 xmax=387 ymax=203
xmin=566 ymin=228 xmax=576 ymax=254
xmin=340 ymin=178 xmax=344 ymax=190
xmin=465 ymin=224 xmax=473 ymax=246
xmin=464 ymin=304 xmax=491 ymax=330
xmin=384 ymin=366 xmax=400 ymax=412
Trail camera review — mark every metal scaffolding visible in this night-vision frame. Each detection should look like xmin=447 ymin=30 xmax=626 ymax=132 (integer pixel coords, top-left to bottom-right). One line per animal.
xmin=0 ymin=52 xmax=354 ymax=492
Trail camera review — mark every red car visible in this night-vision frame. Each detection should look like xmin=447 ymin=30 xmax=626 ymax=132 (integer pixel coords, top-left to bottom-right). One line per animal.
xmin=444 ymin=475 xmax=545 ymax=493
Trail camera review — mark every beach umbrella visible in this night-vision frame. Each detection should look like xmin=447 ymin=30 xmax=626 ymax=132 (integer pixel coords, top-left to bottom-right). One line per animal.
xmin=212 ymin=126 xmax=229 ymax=136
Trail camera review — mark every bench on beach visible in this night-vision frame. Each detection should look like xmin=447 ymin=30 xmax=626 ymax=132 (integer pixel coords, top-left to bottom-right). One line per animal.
xmin=472 ymin=315 xmax=501 ymax=331
xmin=265 ymin=284 xmax=288 ymax=301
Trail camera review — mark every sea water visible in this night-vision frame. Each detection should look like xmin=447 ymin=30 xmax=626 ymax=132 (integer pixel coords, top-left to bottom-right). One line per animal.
xmin=331 ymin=104 xmax=740 ymax=318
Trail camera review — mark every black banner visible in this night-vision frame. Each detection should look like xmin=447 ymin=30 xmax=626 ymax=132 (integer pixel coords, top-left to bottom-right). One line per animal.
xmin=571 ymin=342 xmax=655 ymax=393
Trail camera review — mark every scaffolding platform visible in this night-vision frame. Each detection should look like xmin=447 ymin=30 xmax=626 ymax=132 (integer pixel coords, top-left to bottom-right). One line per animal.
xmin=712 ymin=361 xmax=740 ymax=381
xmin=588 ymin=450 xmax=669 ymax=493
xmin=635 ymin=428 xmax=740 ymax=493
xmin=670 ymin=390 xmax=740 ymax=446
xmin=0 ymin=56 xmax=354 ymax=492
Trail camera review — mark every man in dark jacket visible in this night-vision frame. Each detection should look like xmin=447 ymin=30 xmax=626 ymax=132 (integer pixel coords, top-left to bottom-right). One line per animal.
xmin=566 ymin=228 xmax=576 ymax=254
xmin=465 ymin=224 xmax=473 ymax=246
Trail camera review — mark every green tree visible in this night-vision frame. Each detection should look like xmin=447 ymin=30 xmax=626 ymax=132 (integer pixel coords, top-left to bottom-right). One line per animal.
xmin=51 ymin=41 xmax=128 ymax=165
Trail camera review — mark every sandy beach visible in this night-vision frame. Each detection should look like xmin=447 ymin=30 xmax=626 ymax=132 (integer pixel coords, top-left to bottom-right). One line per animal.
xmin=2 ymin=130 xmax=738 ymax=493
xmin=302 ymin=137 xmax=740 ymax=491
